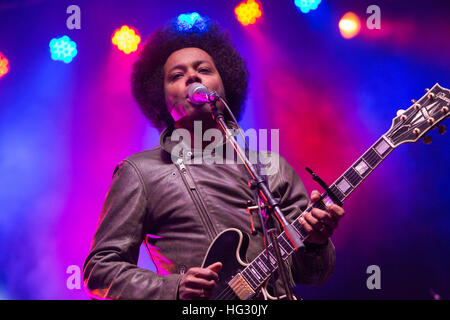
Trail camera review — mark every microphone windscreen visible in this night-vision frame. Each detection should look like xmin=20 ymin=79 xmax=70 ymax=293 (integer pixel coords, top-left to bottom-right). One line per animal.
xmin=188 ymin=83 xmax=208 ymax=97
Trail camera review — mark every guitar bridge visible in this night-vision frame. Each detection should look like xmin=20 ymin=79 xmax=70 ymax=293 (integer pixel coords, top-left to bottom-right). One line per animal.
xmin=228 ymin=273 xmax=255 ymax=300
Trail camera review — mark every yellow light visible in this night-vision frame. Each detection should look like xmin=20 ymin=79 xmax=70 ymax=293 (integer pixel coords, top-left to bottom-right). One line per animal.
xmin=339 ymin=12 xmax=361 ymax=39
xmin=235 ymin=0 xmax=262 ymax=26
xmin=112 ymin=25 xmax=141 ymax=54
xmin=0 ymin=52 xmax=9 ymax=78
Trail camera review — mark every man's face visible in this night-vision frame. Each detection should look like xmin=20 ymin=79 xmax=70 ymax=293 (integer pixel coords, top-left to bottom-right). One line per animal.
xmin=163 ymin=47 xmax=226 ymax=124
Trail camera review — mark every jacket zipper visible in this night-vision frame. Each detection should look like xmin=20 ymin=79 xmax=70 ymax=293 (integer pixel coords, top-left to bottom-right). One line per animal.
xmin=176 ymin=158 xmax=218 ymax=241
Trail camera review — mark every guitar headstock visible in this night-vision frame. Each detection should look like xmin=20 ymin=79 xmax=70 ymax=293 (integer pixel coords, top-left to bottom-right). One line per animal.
xmin=384 ymin=83 xmax=450 ymax=147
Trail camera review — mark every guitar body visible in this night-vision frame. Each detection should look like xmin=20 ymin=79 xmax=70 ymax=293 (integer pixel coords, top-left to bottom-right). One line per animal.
xmin=201 ymin=228 xmax=250 ymax=300
xmin=201 ymin=228 xmax=287 ymax=300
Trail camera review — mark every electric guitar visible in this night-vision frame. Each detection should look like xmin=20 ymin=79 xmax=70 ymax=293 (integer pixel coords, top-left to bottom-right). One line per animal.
xmin=201 ymin=83 xmax=450 ymax=300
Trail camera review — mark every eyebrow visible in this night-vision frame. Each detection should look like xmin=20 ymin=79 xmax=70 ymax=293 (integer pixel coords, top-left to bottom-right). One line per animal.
xmin=166 ymin=60 xmax=211 ymax=74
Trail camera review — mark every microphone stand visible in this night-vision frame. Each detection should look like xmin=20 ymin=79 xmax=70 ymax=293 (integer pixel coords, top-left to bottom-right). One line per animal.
xmin=208 ymin=98 xmax=304 ymax=300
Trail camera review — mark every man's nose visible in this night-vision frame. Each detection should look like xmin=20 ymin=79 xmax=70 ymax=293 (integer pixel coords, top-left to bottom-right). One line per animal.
xmin=186 ymin=71 xmax=201 ymax=86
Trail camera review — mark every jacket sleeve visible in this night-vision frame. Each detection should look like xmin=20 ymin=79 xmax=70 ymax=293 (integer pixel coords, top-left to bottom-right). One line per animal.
xmin=270 ymin=155 xmax=336 ymax=286
xmin=83 ymin=160 xmax=181 ymax=300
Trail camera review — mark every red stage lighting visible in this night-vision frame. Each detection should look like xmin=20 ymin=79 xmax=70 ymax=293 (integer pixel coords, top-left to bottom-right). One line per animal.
xmin=111 ymin=25 xmax=141 ymax=54
xmin=235 ymin=0 xmax=262 ymax=26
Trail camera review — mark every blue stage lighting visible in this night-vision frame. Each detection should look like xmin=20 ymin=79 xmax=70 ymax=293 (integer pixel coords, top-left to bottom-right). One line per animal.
xmin=176 ymin=12 xmax=208 ymax=32
xmin=49 ymin=35 xmax=77 ymax=63
xmin=294 ymin=0 xmax=322 ymax=14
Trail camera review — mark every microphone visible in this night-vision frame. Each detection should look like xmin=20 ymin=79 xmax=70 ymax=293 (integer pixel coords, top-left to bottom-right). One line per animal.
xmin=188 ymin=83 xmax=219 ymax=105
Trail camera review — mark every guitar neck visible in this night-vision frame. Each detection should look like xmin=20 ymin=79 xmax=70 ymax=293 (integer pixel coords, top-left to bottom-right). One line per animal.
xmin=240 ymin=135 xmax=395 ymax=292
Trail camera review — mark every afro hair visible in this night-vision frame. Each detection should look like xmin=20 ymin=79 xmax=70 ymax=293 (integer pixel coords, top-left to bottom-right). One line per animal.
xmin=131 ymin=15 xmax=249 ymax=131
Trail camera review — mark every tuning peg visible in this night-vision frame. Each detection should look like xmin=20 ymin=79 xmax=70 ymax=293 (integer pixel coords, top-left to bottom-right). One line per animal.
xmin=397 ymin=109 xmax=407 ymax=121
xmin=425 ymin=88 xmax=430 ymax=92
xmin=411 ymin=99 xmax=417 ymax=103
xmin=396 ymin=109 xmax=405 ymax=116
xmin=423 ymin=136 xmax=433 ymax=144
xmin=437 ymin=124 xmax=446 ymax=135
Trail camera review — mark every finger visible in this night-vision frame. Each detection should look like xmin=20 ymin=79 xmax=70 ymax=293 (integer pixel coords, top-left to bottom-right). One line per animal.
xmin=303 ymin=211 xmax=322 ymax=231
xmin=311 ymin=208 xmax=338 ymax=230
xmin=187 ymin=267 xmax=219 ymax=282
xmin=300 ymin=213 xmax=332 ymax=240
xmin=327 ymin=204 xmax=345 ymax=219
xmin=310 ymin=208 xmax=330 ymax=220
xmin=206 ymin=262 xmax=223 ymax=273
xmin=299 ymin=214 xmax=314 ymax=233
xmin=186 ymin=277 xmax=218 ymax=290
xmin=310 ymin=190 xmax=322 ymax=203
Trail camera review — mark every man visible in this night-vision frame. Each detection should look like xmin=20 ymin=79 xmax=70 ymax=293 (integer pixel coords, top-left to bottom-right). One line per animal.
xmin=83 ymin=15 xmax=345 ymax=300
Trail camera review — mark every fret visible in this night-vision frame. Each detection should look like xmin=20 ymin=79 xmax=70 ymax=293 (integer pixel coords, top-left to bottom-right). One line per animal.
xmin=283 ymin=233 xmax=295 ymax=251
xmin=253 ymin=258 xmax=268 ymax=277
xmin=278 ymin=245 xmax=287 ymax=259
xmin=353 ymin=159 xmax=370 ymax=178
xmin=258 ymin=251 xmax=275 ymax=272
xmin=335 ymin=177 xmax=353 ymax=196
xmin=248 ymin=264 xmax=263 ymax=282
xmin=292 ymin=219 xmax=307 ymax=239
xmin=278 ymin=235 xmax=293 ymax=257
xmin=374 ymin=138 xmax=392 ymax=157
xmin=344 ymin=167 xmax=362 ymax=187
xmin=251 ymin=260 xmax=265 ymax=278
xmin=255 ymin=257 xmax=270 ymax=275
xmin=314 ymin=199 xmax=328 ymax=211
xmin=242 ymin=268 xmax=258 ymax=289
xmin=267 ymin=250 xmax=277 ymax=266
xmin=330 ymin=184 xmax=345 ymax=202
xmin=363 ymin=148 xmax=381 ymax=168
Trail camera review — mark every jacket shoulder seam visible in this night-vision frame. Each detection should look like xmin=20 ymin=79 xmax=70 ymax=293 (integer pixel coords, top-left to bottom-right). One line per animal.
xmin=122 ymin=159 xmax=149 ymax=200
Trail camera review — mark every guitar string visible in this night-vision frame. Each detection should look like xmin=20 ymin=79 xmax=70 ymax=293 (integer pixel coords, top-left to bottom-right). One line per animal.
xmin=214 ymin=285 xmax=237 ymax=300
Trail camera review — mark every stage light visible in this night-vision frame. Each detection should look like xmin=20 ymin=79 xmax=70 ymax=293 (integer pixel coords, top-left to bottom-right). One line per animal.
xmin=111 ymin=25 xmax=141 ymax=54
xmin=176 ymin=12 xmax=208 ymax=32
xmin=294 ymin=0 xmax=322 ymax=14
xmin=339 ymin=12 xmax=361 ymax=39
xmin=0 ymin=52 xmax=9 ymax=78
xmin=235 ymin=0 xmax=262 ymax=26
xmin=49 ymin=35 xmax=78 ymax=63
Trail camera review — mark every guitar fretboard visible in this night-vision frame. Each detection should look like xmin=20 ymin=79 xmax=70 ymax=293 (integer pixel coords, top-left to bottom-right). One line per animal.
xmin=239 ymin=136 xmax=395 ymax=293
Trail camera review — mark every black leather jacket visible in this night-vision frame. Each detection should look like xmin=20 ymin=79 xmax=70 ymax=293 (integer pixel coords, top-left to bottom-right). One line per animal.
xmin=83 ymin=127 xmax=336 ymax=299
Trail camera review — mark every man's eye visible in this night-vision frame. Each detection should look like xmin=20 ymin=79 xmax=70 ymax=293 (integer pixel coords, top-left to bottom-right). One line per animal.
xmin=170 ymin=73 xmax=183 ymax=81
xmin=198 ymin=68 xmax=212 ymax=73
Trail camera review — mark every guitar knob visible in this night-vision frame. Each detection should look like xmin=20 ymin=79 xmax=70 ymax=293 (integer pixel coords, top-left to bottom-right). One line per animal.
xmin=423 ymin=136 xmax=433 ymax=144
xmin=411 ymin=99 xmax=417 ymax=103
xmin=438 ymin=124 xmax=447 ymax=135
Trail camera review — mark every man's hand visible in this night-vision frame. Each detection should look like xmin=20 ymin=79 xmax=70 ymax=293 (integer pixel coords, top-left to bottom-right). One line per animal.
xmin=299 ymin=190 xmax=345 ymax=245
xmin=178 ymin=262 xmax=222 ymax=300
